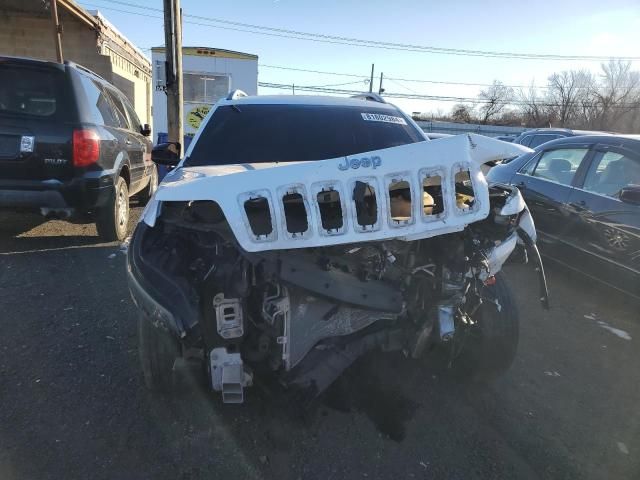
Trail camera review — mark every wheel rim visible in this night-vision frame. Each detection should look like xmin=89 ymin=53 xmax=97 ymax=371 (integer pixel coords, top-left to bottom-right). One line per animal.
xmin=116 ymin=183 xmax=128 ymax=231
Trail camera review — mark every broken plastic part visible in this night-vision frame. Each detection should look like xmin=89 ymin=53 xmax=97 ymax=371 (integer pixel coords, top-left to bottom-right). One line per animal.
xmin=317 ymin=189 xmax=344 ymax=231
xmin=244 ymin=197 xmax=273 ymax=237
xmin=353 ymin=181 xmax=378 ymax=228
xmin=454 ymin=169 xmax=476 ymax=210
xmin=282 ymin=192 xmax=309 ymax=234
xmin=437 ymin=304 xmax=455 ymax=341
xmin=389 ymin=180 xmax=412 ymax=222
xmin=422 ymin=174 xmax=444 ymax=216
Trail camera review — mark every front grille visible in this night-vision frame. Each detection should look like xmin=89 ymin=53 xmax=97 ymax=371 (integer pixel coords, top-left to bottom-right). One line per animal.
xmin=239 ymin=163 xmax=480 ymax=243
xmin=0 ymin=134 xmax=20 ymax=159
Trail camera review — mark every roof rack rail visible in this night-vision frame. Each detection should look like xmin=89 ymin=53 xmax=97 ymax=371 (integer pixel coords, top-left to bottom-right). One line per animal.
xmin=226 ymin=89 xmax=248 ymax=100
xmin=351 ymin=92 xmax=386 ymax=104
xmin=64 ymin=60 xmax=108 ymax=82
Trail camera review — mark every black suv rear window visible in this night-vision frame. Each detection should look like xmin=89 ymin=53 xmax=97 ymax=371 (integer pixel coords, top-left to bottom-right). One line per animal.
xmin=184 ymin=104 xmax=424 ymax=166
xmin=0 ymin=63 xmax=66 ymax=118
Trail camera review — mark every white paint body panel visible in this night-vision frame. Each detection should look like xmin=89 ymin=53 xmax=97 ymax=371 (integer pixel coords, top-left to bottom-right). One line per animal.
xmin=145 ymin=134 xmax=531 ymax=253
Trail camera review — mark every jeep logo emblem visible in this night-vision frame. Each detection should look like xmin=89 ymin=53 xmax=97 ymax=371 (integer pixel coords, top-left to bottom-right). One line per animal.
xmin=338 ymin=156 xmax=382 ymax=171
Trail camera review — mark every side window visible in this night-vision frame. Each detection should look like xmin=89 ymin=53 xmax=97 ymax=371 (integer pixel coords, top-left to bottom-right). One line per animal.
xmin=529 ymin=134 xmax=561 ymax=148
xmin=519 ymin=135 xmax=532 ymax=147
xmin=104 ymin=89 xmax=130 ymax=130
xmin=583 ymin=151 xmax=640 ymax=197
xmin=526 ymin=148 xmax=590 ymax=186
xmin=76 ymin=74 xmax=119 ymax=128
xmin=122 ymin=98 xmax=141 ymax=131
xmin=519 ymin=153 xmax=541 ymax=175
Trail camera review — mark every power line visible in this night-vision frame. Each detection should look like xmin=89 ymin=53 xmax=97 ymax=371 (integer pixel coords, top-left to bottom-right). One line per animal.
xmin=77 ymin=2 xmax=566 ymax=92
xmin=79 ymin=1 xmax=639 ymax=105
xmin=258 ymin=81 xmax=640 ymax=109
xmin=86 ymin=0 xmax=640 ymax=61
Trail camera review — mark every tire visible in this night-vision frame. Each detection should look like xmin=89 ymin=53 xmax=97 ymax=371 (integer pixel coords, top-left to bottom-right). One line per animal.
xmin=96 ymin=176 xmax=129 ymax=242
xmin=138 ymin=312 xmax=180 ymax=392
xmin=137 ymin=164 xmax=158 ymax=204
xmin=446 ymin=272 xmax=519 ymax=382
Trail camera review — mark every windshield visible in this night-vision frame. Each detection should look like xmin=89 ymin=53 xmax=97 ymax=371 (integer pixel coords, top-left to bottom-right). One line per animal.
xmin=184 ymin=104 xmax=424 ymax=166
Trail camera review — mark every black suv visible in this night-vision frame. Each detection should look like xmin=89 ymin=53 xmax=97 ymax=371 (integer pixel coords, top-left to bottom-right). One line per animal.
xmin=0 ymin=56 xmax=157 ymax=241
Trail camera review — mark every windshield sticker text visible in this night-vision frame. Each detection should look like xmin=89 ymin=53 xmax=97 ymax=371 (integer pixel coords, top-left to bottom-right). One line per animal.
xmin=361 ymin=113 xmax=407 ymax=125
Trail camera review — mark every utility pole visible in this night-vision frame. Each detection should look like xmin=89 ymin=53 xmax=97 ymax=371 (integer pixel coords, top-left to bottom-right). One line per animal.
xmin=163 ymin=0 xmax=184 ymax=153
xmin=292 ymin=83 xmax=295 ymax=95
xmin=50 ymin=0 xmax=63 ymax=63
xmin=369 ymin=64 xmax=374 ymax=93
xmin=378 ymin=72 xmax=384 ymax=95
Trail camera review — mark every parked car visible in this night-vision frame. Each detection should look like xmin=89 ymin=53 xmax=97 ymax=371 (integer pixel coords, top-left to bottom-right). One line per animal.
xmin=512 ymin=128 xmax=605 ymax=149
xmin=488 ymin=135 xmax=640 ymax=298
xmin=0 ymin=56 xmax=157 ymax=241
xmin=127 ymin=92 xmax=545 ymax=403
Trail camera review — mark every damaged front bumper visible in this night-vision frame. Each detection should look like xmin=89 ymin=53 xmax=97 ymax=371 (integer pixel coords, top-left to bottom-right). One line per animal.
xmin=127 ymin=136 xmax=549 ymax=404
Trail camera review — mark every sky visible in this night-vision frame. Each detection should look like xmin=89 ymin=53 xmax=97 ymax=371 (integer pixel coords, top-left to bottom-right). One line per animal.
xmin=77 ymin=0 xmax=640 ymax=115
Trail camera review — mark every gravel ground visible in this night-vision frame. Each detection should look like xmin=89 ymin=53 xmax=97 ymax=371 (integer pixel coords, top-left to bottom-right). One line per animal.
xmin=1 ymin=208 xmax=639 ymax=480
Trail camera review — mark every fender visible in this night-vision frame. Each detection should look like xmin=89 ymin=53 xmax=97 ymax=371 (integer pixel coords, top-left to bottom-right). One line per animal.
xmin=113 ymin=150 xmax=132 ymax=187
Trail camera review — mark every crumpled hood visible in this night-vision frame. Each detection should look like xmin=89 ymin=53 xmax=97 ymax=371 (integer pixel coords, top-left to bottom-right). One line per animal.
xmin=143 ymin=134 xmax=532 ymax=252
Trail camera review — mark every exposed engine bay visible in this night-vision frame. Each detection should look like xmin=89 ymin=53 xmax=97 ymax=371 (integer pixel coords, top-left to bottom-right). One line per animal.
xmin=128 ymin=181 xmax=548 ymax=403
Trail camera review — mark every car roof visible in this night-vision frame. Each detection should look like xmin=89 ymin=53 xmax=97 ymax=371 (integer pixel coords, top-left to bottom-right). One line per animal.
xmin=522 ymin=128 xmax=572 ymax=134
xmin=532 ymin=134 xmax=640 ymax=150
xmin=0 ymin=55 xmax=109 ymax=84
xmin=217 ymin=94 xmax=402 ymax=110
xmin=0 ymin=55 xmax=66 ymax=71
xmin=520 ymin=128 xmax=609 ymax=136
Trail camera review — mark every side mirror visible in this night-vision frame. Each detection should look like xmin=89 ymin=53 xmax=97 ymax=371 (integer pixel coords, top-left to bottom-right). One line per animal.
xmin=140 ymin=124 xmax=151 ymax=137
xmin=619 ymin=185 xmax=640 ymax=205
xmin=152 ymin=142 xmax=181 ymax=166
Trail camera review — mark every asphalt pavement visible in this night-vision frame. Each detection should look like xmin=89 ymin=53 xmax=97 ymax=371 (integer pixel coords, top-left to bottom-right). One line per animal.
xmin=1 ymin=207 xmax=639 ymax=480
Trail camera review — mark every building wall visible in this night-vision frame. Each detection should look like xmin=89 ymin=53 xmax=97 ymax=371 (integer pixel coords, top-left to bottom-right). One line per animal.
xmin=104 ymin=46 xmax=152 ymax=125
xmin=0 ymin=10 xmax=109 ymax=75
xmin=0 ymin=9 xmax=151 ymax=127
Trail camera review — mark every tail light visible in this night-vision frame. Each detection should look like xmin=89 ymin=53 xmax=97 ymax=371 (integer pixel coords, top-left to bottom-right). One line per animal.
xmin=73 ymin=129 xmax=100 ymax=167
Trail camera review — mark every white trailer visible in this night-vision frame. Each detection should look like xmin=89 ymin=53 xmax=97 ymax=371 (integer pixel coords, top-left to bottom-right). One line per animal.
xmin=151 ymin=46 xmax=258 ymax=141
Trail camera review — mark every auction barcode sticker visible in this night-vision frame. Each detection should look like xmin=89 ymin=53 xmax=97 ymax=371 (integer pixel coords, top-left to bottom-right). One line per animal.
xmin=361 ymin=113 xmax=407 ymax=125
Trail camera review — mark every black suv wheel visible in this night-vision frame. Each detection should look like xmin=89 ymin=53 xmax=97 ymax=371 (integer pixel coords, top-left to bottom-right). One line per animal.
xmin=96 ymin=176 xmax=129 ymax=242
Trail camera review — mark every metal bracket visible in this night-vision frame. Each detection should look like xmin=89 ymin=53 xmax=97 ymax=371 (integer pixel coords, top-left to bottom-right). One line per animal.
xmin=213 ymin=294 xmax=244 ymax=339
xmin=209 ymin=348 xmax=252 ymax=403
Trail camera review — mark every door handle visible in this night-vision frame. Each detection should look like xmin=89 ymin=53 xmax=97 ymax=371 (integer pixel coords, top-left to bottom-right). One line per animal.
xmin=569 ymin=200 xmax=587 ymax=210
xmin=516 ymin=181 xmax=526 ymax=190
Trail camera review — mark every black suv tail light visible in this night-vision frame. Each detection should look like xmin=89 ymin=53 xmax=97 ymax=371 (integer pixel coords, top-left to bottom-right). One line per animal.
xmin=73 ymin=129 xmax=100 ymax=167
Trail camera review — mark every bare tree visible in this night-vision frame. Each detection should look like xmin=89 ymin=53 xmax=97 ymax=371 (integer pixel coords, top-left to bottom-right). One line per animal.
xmin=545 ymin=70 xmax=594 ymax=127
xmin=588 ymin=60 xmax=640 ymax=130
xmin=478 ymin=81 xmax=513 ymax=124
xmin=517 ymin=82 xmax=552 ymax=127
xmin=451 ymin=104 xmax=474 ymax=123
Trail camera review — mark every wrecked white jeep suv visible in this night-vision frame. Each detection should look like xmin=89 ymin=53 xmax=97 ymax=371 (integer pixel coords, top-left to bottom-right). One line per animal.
xmin=127 ymin=92 xmax=548 ymax=403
